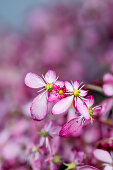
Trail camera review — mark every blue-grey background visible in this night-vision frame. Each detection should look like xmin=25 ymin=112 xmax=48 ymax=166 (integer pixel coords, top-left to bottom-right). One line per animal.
xmin=0 ymin=0 xmax=53 ymax=29
xmin=0 ymin=0 xmax=78 ymax=29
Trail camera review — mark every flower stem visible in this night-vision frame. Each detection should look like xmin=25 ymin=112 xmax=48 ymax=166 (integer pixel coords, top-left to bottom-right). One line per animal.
xmin=85 ymin=84 xmax=103 ymax=94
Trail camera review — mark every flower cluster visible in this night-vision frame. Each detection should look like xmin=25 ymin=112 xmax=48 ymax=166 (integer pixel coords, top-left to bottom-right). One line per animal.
xmin=25 ymin=70 xmax=102 ymax=137
xmin=0 ymin=1 xmax=113 ymax=169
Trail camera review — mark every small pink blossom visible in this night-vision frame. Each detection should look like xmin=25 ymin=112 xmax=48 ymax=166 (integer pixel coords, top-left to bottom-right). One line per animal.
xmin=52 ymin=80 xmax=89 ymax=120
xmin=25 ymin=70 xmax=58 ymax=120
xmin=84 ymin=96 xmax=102 ymax=121
xmin=38 ymin=121 xmax=59 ymax=152
xmin=60 ymin=96 xmax=102 ymax=137
xmin=48 ymin=81 xmax=66 ymax=102
xmin=100 ymin=98 xmax=113 ymax=116
xmin=103 ymin=73 xmax=113 ymax=96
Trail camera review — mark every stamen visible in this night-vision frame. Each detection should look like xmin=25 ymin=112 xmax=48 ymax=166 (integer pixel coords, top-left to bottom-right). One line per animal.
xmin=37 ymin=88 xmax=45 ymax=93
xmin=55 ymin=76 xmax=59 ymax=82
xmin=42 ymin=74 xmax=47 ymax=83
xmin=82 ymin=118 xmax=86 ymax=126
xmin=65 ymin=92 xmax=73 ymax=95
xmin=78 ymin=115 xmax=83 ymax=122
xmin=79 ymin=82 xmax=84 ymax=88
xmin=79 ymin=84 xmax=85 ymax=90
xmin=39 ymin=90 xmax=47 ymax=100
xmin=71 ymin=80 xmax=74 ymax=86
xmin=79 ymin=96 xmax=85 ymax=100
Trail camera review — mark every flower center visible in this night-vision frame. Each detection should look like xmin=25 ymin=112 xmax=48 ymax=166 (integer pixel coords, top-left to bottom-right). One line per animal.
xmin=46 ymin=83 xmax=53 ymax=91
xmin=89 ymin=108 xmax=93 ymax=117
xmin=33 ymin=146 xmax=39 ymax=152
xmin=59 ymin=89 xmax=64 ymax=95
xmin=53 ymin=155 xmax=62 ymax=164
xmin=73 ymin=89 xmax=79 ymax=96
xmin=38 ymin=131 xmax=48 ymax=137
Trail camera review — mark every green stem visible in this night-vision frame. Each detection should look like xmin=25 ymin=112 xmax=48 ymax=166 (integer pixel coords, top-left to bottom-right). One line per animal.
xmin=85 ymin=84 xmax=103 ymax=94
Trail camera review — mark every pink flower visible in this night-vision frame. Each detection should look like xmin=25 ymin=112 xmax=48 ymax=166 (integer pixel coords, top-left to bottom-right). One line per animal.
xmin=38 ymin=121 xmax=59 ymax=152
xmin=27 ymin=145 xmax=42 ymax=170
xmin=25 ymin=70 xmax=58 ymax=120
xmin=100 ymin=98 xmax=113 ymax=116
xmin=93 ymin=149 xmax=113 ymax=170
xmin=60 ymin=96 xmax=102 ymax=137
xmin=48 ymin=81 xmax=66 ymax=102
xmin=52 ymin=80 xmax=89 ymax=120
xmin=84 ymin=96 xmax=102 ymax=121
xmin=103 ymin=73 xmax=113 ymax=96
xmin=63 ymin=149 xmax=99 ymax=170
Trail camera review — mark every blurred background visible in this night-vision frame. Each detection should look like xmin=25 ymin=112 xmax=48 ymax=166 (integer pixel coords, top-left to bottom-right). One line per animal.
xmin=0 ymin=0 xmax=113 ymax=169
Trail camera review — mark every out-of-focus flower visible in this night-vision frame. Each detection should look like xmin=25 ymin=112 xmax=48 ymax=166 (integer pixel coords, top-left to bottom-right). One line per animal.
xmin=93 ymin=149 xmax=113 ymax=170
xmin=100 ymin=98 xmax=113 ymax=116
xmin=38 ymin=121 xmax=59 ymax=152
xmin=63 ymin=149 xmax=99 ymax=170
xmin=103 ymin=73 xmax=113 ymax=96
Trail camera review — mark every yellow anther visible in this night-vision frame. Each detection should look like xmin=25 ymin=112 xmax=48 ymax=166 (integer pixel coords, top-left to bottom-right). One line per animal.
xmin=89 ymin=108 xmax=93 ymax=117
xmin=33 ymin=146 xmax=39 ymax=152
xmin=53 ymin=155 xmax=62 ymax=164
xmin=73 ymin=89 xmax=79 ymax=96
xmin=59 ymin=89 xmax=64 ymax=95
xmin=46 ymin=83 xmax=53 ymax=91
xmin=38 ymin=131 xmax=48 ymax=137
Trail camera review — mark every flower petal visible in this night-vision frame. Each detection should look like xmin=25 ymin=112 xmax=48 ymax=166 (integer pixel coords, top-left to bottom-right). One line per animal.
xmin=65 ymin=81 xmax=73 ymax=92
xmin=103 ymin=73 xmax=113 ymax=83
xmin=67 ymin=107 xmax=76 ymax=122
xmin=25 ymin=72 xmax=45 ymax=88
xmin=103 ymin=84 xmax=113 ymax=96
xmin=93 ymin=105 xmax=102 ymax=115
xmin=48 ymin=92 xmax=58 ymax=102
xmin=73 ymin=80 xmax=79 ymax=89
xmin=79 ymin=90 xmax=88 ymax=97
xmin=93 ymin=149 xmax=112 ymax=164
xmin=84 ymin=96 xmax=94 ymax=108
xmin=31 ymin=92 xmax=48 ymax=120
xmin=77 ymin=97 xmax=90 ymax=120
xmin=45 ymin=70 xmax=56 ymax=83
xmin=55 ymin=81 xmax=64 ymax=87
xmin=59 ymin=118 xmax=82 ymax=137
xmin=79 ymin=165 xmax=99 ymax=170
xmin=100 ymin=98 xmax=113 ymax=115
xmin=104 ymin=165 xmax=113 ymax=170
xmin=52 ymin=95 xmax=73 ymax=115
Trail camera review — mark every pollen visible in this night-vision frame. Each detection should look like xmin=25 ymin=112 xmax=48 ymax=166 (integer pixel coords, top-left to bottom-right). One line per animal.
xmin=59 ymin=89 xmax=64 ymax=95
xmin=53 ymin=155 xmax=61 ymax=164
xmin=33 ymin=146 xmax=39 ymax=152
xmin=89 ymin=108 xmax=93 ymax=117
xmin=46 ymin=83 xmax=53 ymax=91
xmin=38 ymin=131 xmax=48 ymax=137
xmin=73 ymin=89 xmax=79 ymax=96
